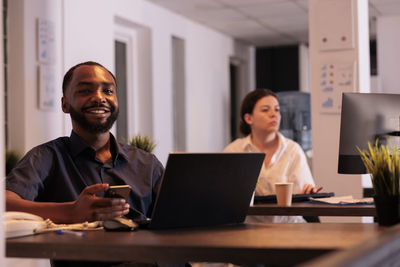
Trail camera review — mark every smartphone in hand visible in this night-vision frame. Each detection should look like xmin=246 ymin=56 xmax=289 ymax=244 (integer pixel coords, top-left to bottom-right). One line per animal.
xmin=104 ymin=185 xmax=131 ymax=201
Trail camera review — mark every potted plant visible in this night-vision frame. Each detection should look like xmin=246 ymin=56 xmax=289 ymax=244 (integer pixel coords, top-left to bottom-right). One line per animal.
xmin=5 ymin=149 xmax=21 ymax=175
xmin=358 ymin=141 xmax=400 ymax=226
xmin=125 ymin=134 xmax=156 ymax=153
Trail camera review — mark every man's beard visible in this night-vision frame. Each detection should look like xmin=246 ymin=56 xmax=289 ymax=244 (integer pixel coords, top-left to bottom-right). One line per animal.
xmin=69 ymin=105 xmax=119 ymax=134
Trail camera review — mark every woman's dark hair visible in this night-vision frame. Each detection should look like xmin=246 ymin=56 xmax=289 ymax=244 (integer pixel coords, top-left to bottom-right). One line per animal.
xmin=62 ymin=61 xmax=117 ymax=96
xmin=239 ymin=89 xmax=278 ymax=136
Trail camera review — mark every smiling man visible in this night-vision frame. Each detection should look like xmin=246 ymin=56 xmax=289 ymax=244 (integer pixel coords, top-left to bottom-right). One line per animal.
xmin=5 ymin=61 xmax=163 ymax=226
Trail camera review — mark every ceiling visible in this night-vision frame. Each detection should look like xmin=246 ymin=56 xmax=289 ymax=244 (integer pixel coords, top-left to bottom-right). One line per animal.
xmin=146 ymin=0 xmax=400 ymax=47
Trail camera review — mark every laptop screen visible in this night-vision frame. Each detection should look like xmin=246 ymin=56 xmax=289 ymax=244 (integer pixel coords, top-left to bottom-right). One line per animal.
xmin=148 ymin=152 xmax=265 ymax=229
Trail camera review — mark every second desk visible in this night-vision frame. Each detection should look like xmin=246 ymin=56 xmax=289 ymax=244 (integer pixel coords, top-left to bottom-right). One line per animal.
xmin=248 ymin=202 xmax=376 ymax=217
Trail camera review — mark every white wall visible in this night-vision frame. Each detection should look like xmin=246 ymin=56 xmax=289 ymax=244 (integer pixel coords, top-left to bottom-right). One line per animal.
xmin=8 ymin=0 xmax=246 ymax=165
xmin=299 ymin=43 xmax=310 ymax=93
xmin=8 ymin=0 xmax=64 ymax=155
xmin=184 ymin=27 xmax=233 ymax=153
xmin=376 ymin=16 xmax=400 ymax=94
xmin=369 ymin=16 xmax=400 ymax=190
xmin=233 ymin=41 xmax=256 ymax=120
xmin=309 ymin=0 xmax=370 ymax=222
xmin=7 ymin=1 xmax=62 ymax=266
xmin=62 ymin=0 xmax=237 ymax=163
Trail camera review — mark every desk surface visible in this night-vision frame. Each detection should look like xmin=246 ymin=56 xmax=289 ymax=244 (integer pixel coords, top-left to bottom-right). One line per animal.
xmin=248 ymin=202 xmax=376 ymax=217
xmin=7 ymin=223 xmax=382 ymax=266
xmin=301 ymin=223 xmax=400 ymax=267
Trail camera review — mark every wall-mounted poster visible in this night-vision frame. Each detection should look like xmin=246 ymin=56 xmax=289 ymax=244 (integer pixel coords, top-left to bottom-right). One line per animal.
xmin=37 ymin=18 xmax=55 ymax=64
xmin=319 ymin=62 xmax=356 ymax=114
xmin=317 ymin=0 xmax=355 ymax=51
xmin=38 ymin=65 xmax=56 ymax=110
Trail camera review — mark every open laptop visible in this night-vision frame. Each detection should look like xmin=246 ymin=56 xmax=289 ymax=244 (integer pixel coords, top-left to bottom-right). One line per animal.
xmin=138 ymin=152 xmax=265 ymax=229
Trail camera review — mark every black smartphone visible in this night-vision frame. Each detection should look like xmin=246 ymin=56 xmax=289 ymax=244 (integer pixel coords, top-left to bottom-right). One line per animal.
xmin=104 ymin=185 xmax=131 ymax=201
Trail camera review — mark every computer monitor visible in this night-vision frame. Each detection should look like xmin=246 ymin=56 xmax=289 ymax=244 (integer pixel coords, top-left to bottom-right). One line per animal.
xmin=338 ymin=92 xmax=400 ymax=174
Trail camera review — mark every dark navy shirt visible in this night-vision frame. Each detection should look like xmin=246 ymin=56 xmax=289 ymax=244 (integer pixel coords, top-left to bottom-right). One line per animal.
xmin=6 ymin=131 xmax=164 ymax=219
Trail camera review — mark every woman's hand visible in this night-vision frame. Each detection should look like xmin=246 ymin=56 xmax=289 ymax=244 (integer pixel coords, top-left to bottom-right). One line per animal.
xmin=301 ymin=184 xmax=323 ymax=194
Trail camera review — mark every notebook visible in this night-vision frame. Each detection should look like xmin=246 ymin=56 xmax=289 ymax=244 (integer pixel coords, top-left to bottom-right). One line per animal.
xmin=138 ymin=152 xmax=265 ymax=229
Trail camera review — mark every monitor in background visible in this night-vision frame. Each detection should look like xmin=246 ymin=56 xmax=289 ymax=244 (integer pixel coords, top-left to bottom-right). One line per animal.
xmin=338 ymin=92 xmax=400 ymax=174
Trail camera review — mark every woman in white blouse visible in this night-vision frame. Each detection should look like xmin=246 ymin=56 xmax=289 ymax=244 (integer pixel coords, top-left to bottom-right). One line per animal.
xmin=224 ymin=89 xmax=322 ymax=223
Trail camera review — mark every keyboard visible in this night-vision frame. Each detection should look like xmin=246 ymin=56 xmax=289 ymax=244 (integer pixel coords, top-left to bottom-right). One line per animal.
xmin=254 ymin=192 xmax=335 ymax=204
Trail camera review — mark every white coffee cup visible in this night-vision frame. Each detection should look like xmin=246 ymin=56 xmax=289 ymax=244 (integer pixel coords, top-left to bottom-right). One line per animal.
xmin=275 ymin=182 xmax=293 ymax=206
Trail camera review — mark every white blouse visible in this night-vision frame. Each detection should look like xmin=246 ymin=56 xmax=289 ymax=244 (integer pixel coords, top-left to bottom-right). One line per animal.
xmin=224 ymin=133 xmax=315 ymax=223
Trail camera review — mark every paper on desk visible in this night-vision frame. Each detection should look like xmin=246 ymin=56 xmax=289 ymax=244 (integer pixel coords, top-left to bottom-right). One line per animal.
xmin=309 ymin=195 xmax=374 ymax=205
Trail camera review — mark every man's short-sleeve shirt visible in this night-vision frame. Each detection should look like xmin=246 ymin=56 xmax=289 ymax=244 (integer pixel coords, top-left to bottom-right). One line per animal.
xmin=6 ymin=131 xmax=164 ymax=219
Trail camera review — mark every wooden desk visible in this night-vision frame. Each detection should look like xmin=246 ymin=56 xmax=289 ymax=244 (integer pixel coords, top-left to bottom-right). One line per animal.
xmin=248 ymin=202 xmax=376 ymax=217
xmin=301 ymin=223 xmax=400 ymax=267
xmin=7 ymin=223 xmax=382 ymax=266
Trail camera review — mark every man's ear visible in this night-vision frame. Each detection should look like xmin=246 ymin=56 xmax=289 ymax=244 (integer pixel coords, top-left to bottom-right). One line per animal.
xmin=61 ymin=96 xmax=69 ymax=113
xmin=244 ymin=113 xmax=253 ymax=125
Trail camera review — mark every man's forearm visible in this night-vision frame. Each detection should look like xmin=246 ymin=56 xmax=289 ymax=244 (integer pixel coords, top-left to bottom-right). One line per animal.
xmin=6 ymin=190 xmax=75 ymax=223
xmin=6 ymin=185 xmax=129 ymax=223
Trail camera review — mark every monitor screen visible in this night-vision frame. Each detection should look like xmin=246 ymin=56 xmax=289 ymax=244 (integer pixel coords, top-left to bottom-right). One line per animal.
xmin=338 ymin=93 xmax=400 ymax=174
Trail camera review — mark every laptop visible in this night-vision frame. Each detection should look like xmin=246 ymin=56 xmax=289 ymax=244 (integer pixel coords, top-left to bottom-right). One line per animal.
xmin=139 ymin=152 xmax=265 ymax=229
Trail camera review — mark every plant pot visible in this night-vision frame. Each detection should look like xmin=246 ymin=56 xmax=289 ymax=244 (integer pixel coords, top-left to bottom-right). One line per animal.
xmin=373 ymin=195 xmax=400 ymax=226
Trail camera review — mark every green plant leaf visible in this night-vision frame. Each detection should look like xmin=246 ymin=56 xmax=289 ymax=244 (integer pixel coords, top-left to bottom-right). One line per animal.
xmin=358 ymin=140 xmax=400 ymax=196
xmin=5 ymin=149 xmax=21 ymax=175
xmin=125 ymin=134 xmax=156 ymax=153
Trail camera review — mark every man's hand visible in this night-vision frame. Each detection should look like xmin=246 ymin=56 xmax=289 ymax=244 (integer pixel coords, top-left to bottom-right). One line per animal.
xmin=301 ymin=184 xmax=323 ymax=194
xmin=71 ymin=184 xmax=130 ymax=222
